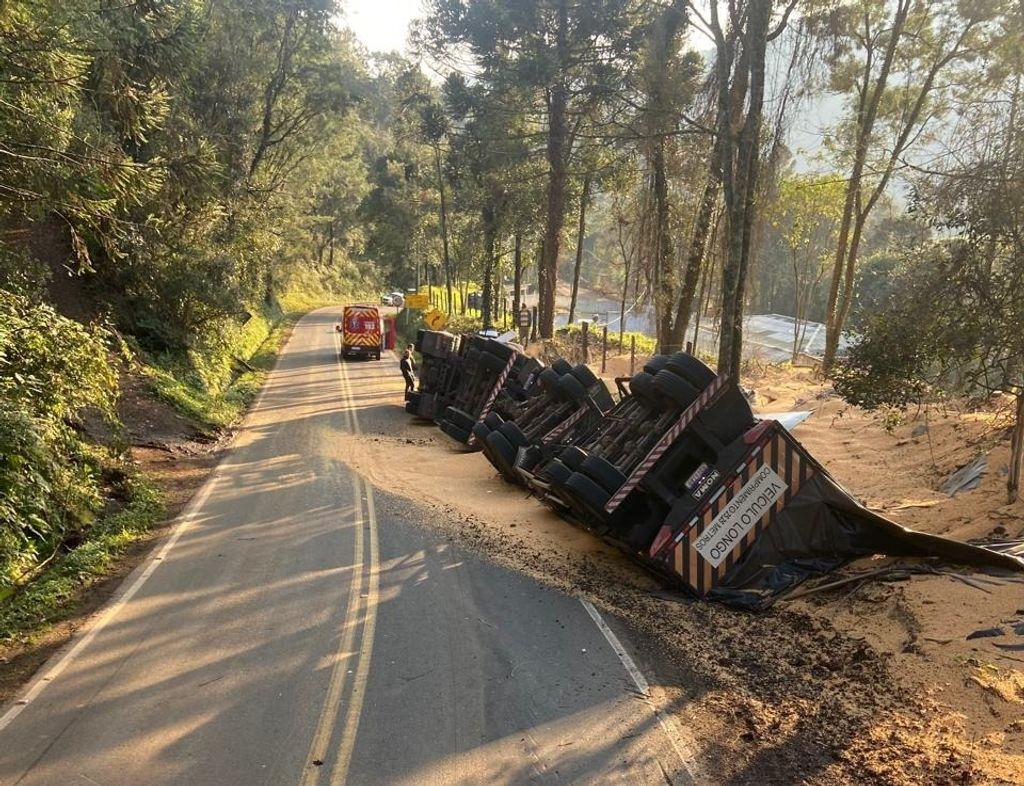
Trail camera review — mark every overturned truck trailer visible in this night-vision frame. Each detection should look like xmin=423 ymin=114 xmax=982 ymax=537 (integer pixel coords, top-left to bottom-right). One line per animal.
xmin=511 ymin=351 xmax=1024 ymax=608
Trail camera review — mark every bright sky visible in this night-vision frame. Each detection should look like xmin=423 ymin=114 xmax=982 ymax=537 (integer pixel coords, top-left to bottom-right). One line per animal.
xmin=342 ymin=0 xmax=421 ymax=53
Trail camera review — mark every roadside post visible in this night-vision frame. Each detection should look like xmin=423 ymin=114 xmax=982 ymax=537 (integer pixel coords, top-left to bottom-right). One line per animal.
xmin=630 ymin=335 xmax=636 ymax=375
xmin=530 ymin=306 xmax=538 ymax=342
xmin=601 ymin=326 xmax=608 ymax=373
xmin=581 ymin=320 xmax=589 ymax=363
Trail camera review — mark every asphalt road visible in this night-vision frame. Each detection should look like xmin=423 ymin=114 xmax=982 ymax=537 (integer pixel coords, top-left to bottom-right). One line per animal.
xmin=0 ymin=308 xmax=692 ymax=785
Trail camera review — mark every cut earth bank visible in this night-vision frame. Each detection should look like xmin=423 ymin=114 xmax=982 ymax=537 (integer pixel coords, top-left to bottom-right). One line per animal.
xmin=342 ymin=358 xmax=1024 ymax=786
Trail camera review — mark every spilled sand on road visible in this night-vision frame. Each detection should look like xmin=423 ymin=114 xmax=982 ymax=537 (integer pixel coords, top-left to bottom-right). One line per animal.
xmin=338 ymin=360 xmax=1023 ymax=785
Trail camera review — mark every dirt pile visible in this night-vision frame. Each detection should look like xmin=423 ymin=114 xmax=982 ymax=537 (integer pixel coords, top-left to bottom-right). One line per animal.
xmin=345 ymin=361 xmax=1024 ymax=784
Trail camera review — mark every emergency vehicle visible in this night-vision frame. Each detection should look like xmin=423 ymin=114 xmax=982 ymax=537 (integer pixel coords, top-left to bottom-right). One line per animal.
xmin=338 ymin=304 xmax=382 ymax=360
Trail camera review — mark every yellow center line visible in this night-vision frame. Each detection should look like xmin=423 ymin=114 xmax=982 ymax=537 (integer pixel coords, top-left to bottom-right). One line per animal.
xmin=300 ymin=331 xmax=369 ymax=785
xmin=331 ymin=353 xmax=381 ymax=785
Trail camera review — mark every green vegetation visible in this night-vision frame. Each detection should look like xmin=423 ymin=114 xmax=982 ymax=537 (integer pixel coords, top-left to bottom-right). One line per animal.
xmin=0 ymin=471 xmax=163 ymax=643
xmin=557 ymin=323 xmax=657 ymax=359
xmin=141 ymin=286 xmax=343 ymax=431
xmin=0 ymin=292 xmax=119 ymax=589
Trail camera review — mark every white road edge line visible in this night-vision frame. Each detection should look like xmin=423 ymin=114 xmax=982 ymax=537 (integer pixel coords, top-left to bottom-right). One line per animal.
xmin=0 ymin=309 xmax=301 ymax=735
xmin=578 ymin=598 xmax=701 ymax=785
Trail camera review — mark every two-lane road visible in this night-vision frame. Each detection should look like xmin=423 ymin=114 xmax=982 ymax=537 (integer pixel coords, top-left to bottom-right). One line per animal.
xmin=0 ymin=308 xmax=693 ymax=785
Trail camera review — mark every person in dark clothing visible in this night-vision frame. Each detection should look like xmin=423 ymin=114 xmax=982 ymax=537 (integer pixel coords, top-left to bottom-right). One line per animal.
xmin=400 ymin=348 xmax=416 ymax=396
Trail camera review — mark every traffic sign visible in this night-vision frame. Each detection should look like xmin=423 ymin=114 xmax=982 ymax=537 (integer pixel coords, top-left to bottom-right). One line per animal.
xmin=423 ymin=308 xmax=448 ymax=330
xmin=404 ymin=293 xmax=429 ymax=309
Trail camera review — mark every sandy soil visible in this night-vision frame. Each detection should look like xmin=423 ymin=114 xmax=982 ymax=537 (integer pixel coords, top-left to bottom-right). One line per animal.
xmin=341 ymin=356 xmax=1024 ymax=785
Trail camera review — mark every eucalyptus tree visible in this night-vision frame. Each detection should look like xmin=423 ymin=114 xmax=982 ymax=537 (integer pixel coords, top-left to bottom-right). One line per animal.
xmin=690 ymin=0 xmax=799 ymax=379
xmin=810 ymin=0 xmax=1011 ymax=371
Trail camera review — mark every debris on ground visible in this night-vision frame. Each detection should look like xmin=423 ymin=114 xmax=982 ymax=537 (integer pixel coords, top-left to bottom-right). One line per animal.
xmin=940 ymin=455 xmax=988 ymax=496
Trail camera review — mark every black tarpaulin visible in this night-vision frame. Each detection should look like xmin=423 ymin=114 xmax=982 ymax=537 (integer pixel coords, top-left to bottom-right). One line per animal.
xmin=707 ymin=441 xmax=1024 ymax=609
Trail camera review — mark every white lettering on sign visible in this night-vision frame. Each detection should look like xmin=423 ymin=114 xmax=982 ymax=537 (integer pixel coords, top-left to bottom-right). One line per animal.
xmin=692 ymin=464 xmax=786 ymax=569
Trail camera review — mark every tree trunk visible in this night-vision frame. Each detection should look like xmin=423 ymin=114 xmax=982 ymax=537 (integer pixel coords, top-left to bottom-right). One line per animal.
xmin=669 ymin=169 xmax=719 ymax=352
xmin=482 ymin=205 xmax=496 ymax=326
xmin=434 ymin=143 xmax=453 ymax=314
xmin=715 ymin=1 xmax=771 ymax=381
xmin=493 ymin=240 xmax=502 ymax=325
xmin=823 ymin=1 xmax=911 ymax=371
xmin=1009 ymin=391 xmax=1024 ymax=504
xmin=512 ymin=232 xmax=522 ymax=317
xmin=619 ymin=247 xmax=631 ymax=346
xmin=691 ymin=231 xmax=714 ymax=355
xmin=540 ymin=90 xmax=568 ymax=337
xmin=539 ymin=0 xmax=570 ymax=339
xmin=652 ymin=141 xmax=675 ymax=352
xmin=568 ymin=175 xmax=591 ymax=324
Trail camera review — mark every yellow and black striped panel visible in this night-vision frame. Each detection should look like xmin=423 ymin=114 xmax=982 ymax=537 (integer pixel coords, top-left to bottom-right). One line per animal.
xmin=343 ymin=333 xmax=379 ymax=347
xmin=342 ymin=307 xmax=381 ymax=347
xmin=667 ymin=424 xmax=815 ymax=596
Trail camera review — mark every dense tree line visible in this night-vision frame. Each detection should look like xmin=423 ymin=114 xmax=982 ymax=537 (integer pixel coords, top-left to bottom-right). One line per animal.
xmin=0 ymin=0 xmax=440 ymax=586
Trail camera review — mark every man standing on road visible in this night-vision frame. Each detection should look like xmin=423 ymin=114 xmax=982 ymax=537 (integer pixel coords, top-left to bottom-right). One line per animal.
xmin=400 ymin=345 xmax=416 ymax=397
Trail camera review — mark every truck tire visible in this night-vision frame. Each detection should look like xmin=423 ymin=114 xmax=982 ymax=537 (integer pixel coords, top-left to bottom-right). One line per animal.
xmin=565 ymin=472 xmax=612 ymax=516
xmin=484 ymin=411 xmax=504 ymax=430
xmin=559 ymin=445 xmax=588 ymax=470
xmin=557 ymin=373 xmax=588 ymax=403
xmin=541 ymin=458 xmax=572 ymax=487
xmin=439 ymin=420 xmax=471 ymax=444
xmin=629 ymin=371 xmax=658 ymax=405
xmin=499 ymin=421 xmax=530 ymax=448
xmin=551 ymin=358 xmax=573 ymax=375
xmin=643 ymin=355 xmax=670 ymax=376
xmin=445 ymin=407 xmax=476 ymax=432
xmin=580 ymin=455 xmax=628 ymax=493
xmin=472 ymin=421 xmax=492 ymax=444
xmin=571 ymin=364 xmax=599 ymax=389
xmin=517 ymin=445 xmax=543 ymax=472
xmin=485 ymin=431 xmax=517 ymax=477
xmin=538 ymin=367 xmax=562 ymax=393
xmin=652 ymin=369 xmax=699 ymax=410
xmin=666 ymin=352 xmax=716 ymax=388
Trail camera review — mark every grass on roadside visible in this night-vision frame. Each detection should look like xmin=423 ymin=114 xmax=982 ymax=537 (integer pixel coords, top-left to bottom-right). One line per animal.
xmin=0 ymin=471 xmax=164 ymax=645
xmin=143 ymin=292 xmax=342 ymax=431
xmin=557 ymin=322 xmax=659 ymax=357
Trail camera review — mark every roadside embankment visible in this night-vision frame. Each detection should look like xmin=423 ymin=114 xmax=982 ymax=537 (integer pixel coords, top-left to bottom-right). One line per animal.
xmin=0 ymin=289 xmax=343 ymax=701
